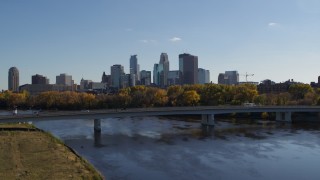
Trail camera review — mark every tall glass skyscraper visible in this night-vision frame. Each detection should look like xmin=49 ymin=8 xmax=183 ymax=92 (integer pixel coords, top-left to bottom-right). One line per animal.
xmin=159 ymin=53 xmax=169 ymax=87
xmin=111 ymin=64 xmax=125 ymax=89
xmin=8 ymin=67 xmax=19 ymax=92
xmin=179 ymin=53 xmax=198 ymax=84
xmin=130 ymin=55 xmax=140 ymax=84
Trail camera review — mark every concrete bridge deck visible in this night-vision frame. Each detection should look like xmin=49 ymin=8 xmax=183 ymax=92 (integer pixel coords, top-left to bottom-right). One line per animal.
xmin=1 ymin=106 xmax=320 ymax=124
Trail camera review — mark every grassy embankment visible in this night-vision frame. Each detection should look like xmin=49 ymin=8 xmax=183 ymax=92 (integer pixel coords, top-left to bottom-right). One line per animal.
xmin=0 ymin=123 xmax=103 ymax=180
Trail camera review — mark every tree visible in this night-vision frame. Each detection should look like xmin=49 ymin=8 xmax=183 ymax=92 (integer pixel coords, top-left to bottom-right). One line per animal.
xmin=167 ymin=85 xmax=184 ymax=106
xmin=153 ymin=89 xmax=168 ymax=107
xmin=181 ymin=90 xmax=200 ymax=106
xmin=289 ymin=84 xmax=313 ymax=100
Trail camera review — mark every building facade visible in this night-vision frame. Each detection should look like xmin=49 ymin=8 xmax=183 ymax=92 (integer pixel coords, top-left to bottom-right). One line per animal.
xmin=167 ymin=70 xmax=181 ymax=86
xmin=56 ymin=73 xmax=73 ymax=86
xmin=101 ymin=72 xmax=111 ymax=87
xmin=80 ymin=78 xmax=93 ymax=90
xmin=179 ymin=53 xmax=198 ymax=85
xmin=32 ymin=74 xmax=49 ymax=85
xmin=198 ymin=68 xmax=210 ymax=84
xmin=20 ymin=84 xmax=72 ymax=95
xmin=153 ymin=63 xmax=163 ymax=86
xmin=130 ymin=55 xmax=140 ymax=84
xmin=218 ymin=71 xmax=239 ymax=85
xmin=140 ymin=70 xmax=151 ymax=86
xmin=8 ymin=67 xmax=19 ymax=92
xmin=111 ymin=64 xmax=125 ymax=89
xmin=159 ymin=53 xmax=169 ymax=87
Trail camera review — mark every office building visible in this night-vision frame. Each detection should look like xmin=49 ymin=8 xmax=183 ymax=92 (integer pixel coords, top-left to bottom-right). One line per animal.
xmin=130 ymin=55 xmax=140 ymax=84
xmin=111 ymin=64 xmax=125 ymax=89
xmin=167 ymin=70 xmax=181 ymax=86
xmin=32 ymin=74 xmax=49 ymax=85
xmin=198 ymin=68 xmax=210 ymax=84
xmin=153 ymin=63 xmax=163 ymax=86
xmin=140 ymin=70 xmax=151 ymax=86
xmin=159 ymin=53 xmax=169 ymax=87
xmin=179 ymin=53 xmax=198 ymax=84
xmin=20 ymin=84 xmax=72 ymax=95
xmin=218 ymin=73 xmax=227 ymax=85
xmin=218 ymin=71 xmax=239 ymax=85
xmin=8 ymin=67 xmax=19 ymax=92
xmin=56 ymin=73 xmax=73 ymax=86
xmin=80 ymin=78 xmax=93 ymax=90
xmin=101 ymin=72 xmax=111 ymax=87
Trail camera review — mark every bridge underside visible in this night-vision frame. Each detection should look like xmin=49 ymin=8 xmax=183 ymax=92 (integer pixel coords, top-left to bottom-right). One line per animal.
xmin=201 ymin=114 xmax=215 ymax=126
xmin=276 ymin=112 xmax=292 ymax=122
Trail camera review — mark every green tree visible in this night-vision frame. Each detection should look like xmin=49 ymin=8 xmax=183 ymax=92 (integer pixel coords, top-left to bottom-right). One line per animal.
xmin=288 ymin=84 xmax=313 ymax=100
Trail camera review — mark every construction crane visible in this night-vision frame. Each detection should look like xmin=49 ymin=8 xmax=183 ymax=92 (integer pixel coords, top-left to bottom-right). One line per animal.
xmin=241 ymin=72 xmax=254 ymax=82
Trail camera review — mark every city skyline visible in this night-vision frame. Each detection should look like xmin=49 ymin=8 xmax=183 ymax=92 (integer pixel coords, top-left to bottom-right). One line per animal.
xmin=1 ymin=0 xmax=320 ymax=90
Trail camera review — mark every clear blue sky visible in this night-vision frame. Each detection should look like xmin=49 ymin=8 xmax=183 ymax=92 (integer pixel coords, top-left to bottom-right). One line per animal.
xmin=1 ymin=0 xmax=320 ymax=90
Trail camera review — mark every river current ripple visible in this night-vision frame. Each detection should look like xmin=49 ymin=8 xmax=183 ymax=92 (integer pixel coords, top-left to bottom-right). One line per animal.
xmin=34 ymin=116 xmax=320 ymax=180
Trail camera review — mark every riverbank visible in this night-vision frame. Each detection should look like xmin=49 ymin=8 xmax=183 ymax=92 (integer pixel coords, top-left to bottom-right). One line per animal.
xmin=0 ymin=123 xmax=103 ymax=179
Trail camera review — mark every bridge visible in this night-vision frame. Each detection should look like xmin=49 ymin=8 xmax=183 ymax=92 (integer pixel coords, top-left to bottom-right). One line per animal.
xmin=1 ymin=106 xmax=320 ymax=132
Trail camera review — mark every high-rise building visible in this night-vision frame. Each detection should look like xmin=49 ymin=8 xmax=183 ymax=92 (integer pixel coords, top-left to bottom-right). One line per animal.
xmin=140 ymin=70 xmax=151 ymax=86
xmin=159 ymin=53 xmax=169 ymax=87
xmin=167 ymin=70 xmax=181 ymax=86
xmin=56 ymin=73 xmax=73 ymax=86
xmin=225 ymin=71 xmax=239 ymax=85
xmin=130 ymin=55 xmax=140 ymax=84
xmin=198 ymin=68 xmax=210 ymax=84
xmin=218 ymin=71 xmax=239 ymax=85
xmin=80 ymin=78 xmax=93 ymax=90
xmin=111 ymin=64 xmax=125 ymax=89
xmin=101 ymin=72 xmax=111 ymax=87
xmin=218 ymin=73 xmax=227 ymax=84
xmin=32 ymin=74 xmax=49 ymax=85
xmin=153 ymin=63 xmax=163 ymax=86
xmin=8 ymin=67 xmax=19 ymax=92
xmin=179 ymin=53 xmax=198 ymax=85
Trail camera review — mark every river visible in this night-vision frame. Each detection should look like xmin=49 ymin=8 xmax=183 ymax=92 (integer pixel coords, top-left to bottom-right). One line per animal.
xmin=33 ymin=116 xmax=320 ymax=180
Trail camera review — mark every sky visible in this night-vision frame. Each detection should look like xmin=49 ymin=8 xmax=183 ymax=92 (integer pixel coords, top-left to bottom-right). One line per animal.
xmin=1 ymin=0 xmax=320 ymax=90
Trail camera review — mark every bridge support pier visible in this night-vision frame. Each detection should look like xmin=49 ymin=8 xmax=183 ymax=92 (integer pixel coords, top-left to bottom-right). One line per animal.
xmin=276 ymin=112 xmax=292 ymax=122
xmin=201 ymin=114 xmax=215 ymax=126
xmin=94 ymin=119 xmax=101 ymax=132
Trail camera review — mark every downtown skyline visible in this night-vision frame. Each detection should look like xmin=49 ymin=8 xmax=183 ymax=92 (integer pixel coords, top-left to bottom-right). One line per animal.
xmin=1 ymin=0 xmax=320 ymax=90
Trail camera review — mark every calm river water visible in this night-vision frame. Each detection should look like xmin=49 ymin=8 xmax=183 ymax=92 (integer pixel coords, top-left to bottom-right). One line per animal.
xmin=33 ymin=116 xmax=320 ymax=180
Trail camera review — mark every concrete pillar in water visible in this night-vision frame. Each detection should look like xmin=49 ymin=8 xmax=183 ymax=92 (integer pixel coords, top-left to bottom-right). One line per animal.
xmin=94 ymin=119 xmax=101 ymax=132
xmin=275 ymin=112 xmax=292 ymax=122
xmin=94 ymin=130 xmax=102 ymax=147
xmin=276 ymin=112 xmax=282 ymax=121
xmin=201 ymin=114 xmax=215 ymax=126
xmin=284 ymin=112 xmax=292 ymax=122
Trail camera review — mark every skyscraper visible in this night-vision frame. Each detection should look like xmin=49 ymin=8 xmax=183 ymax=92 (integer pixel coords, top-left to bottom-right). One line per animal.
xmin=56 ymin=73 xmax=73 ymax=86
xmin=111 ymin=64 xmax=125 ymax=89
xmin=130 ymin=55 xmax=140 ymax=84
xmin=167 ymin=70 xmax=181 ymax=86
xmin=159 ymin=53 xmax=169 ymax=87
xmin=8 ymin=67 xmax=19 ymax=92
xmin=179 ymin=53 xmax=198 ymax=85
xmin=140 ymin=70 xmax=151 ymax=86
xmin=153 ymin=63 xmax=163 ymax=86
xmin=198 ymin=68 xmax=210 ymax=84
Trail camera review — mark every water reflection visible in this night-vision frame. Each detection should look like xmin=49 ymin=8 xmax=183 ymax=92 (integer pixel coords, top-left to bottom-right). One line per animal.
xmin=34 ymin=117 xmax=320 ymax=180
xmin=94 ymin=130 xmax=102 ymax=147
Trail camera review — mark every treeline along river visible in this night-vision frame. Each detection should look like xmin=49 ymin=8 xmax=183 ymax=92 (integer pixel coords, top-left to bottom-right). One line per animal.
xmin=32 ymin=115 xmax=320 ymax=180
